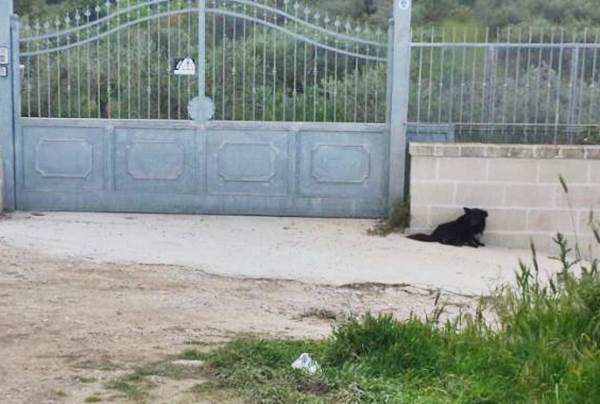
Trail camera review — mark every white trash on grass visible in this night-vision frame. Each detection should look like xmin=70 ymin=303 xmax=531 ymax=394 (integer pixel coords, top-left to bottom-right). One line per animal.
xmin=291 ymin=353 xmax=320 ymax=375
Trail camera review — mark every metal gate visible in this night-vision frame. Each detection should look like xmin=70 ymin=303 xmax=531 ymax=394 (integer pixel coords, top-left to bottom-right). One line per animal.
xmin=0 ymin=0 xmax=412 ymax=216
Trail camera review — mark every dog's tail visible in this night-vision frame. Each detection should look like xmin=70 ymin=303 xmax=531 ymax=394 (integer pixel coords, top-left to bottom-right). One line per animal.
xmin=406 ymin=233 xmax=436 ymax=242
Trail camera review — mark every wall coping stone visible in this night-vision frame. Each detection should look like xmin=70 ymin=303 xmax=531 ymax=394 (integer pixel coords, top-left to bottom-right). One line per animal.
xmin=409 ymin=143 xmax=600 ymax=160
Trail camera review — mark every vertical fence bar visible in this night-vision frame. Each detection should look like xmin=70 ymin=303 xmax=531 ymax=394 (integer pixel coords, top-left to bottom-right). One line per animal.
xmin=106 ymin=3 xmax=111 ymax=119
xmin=567 ymin=45 xmax=580 ymax=144
xmin=211 ymin=0 xmax=216 ymax=117
xmin=197 ymin=0 xmax=207 ymax=105
xmin=576 ymin=29 xmax=587 ymax=128
xmin=554 ymin=30 xmax=565 ymax=144
xmin=232 ymin=2 xmax=238 ymax=120
xmin=272 ymin=6 xmax=277 ymax=121
xmin=261 ymin=6 xmax=267 ymax=121
xmin=242 ymin=1 xmax=247 ymax=120
xmin=166 ymin=0 xmax=171 ymax=119
xmin=589 ymin=30 xmax=599 ymax=126
xmin=416 ymin=30 xmax=424 ymax=132
xmin=117 ymin=2 xmax=121 ymax=119
xmin=437 ymin=29 xmax=445 ymax=123
xmin=388 ymin=0 xmax=411 ymax=203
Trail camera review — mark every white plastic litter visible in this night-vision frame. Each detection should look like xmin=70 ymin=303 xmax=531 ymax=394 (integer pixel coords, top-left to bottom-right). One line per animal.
xmin=291 ymin=353 xmax=320 ymax=375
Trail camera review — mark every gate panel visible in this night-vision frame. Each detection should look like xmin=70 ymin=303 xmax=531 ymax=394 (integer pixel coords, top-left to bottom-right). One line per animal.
xmin=115 ymin=129 xmax=198 ymax=194
xmin=207 ymin=131 xmax=289 ymax=196
xmin=16 ymin=119 xmax=387 ymax=217
xmin=22 ymin=126 xmax=105 ymax=193
xmin=298 ymin=132 xmax=386 ymax=199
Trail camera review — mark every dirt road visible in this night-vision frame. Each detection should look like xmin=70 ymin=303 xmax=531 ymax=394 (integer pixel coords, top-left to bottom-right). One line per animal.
xmin=0 ymin=242 xmax=473 ymax=403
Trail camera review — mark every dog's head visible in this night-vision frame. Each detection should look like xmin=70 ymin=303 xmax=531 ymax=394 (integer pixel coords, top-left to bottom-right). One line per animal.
xmin=463 ymin=207 xmax=488 ymax=229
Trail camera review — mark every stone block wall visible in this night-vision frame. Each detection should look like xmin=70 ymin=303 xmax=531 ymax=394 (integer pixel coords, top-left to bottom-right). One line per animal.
xmin=409 ymin=143 xmax=600 ymax=254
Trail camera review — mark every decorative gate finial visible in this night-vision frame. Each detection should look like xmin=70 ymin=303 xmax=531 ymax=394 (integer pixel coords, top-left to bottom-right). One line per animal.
xmin=188 ymin=96 xmax=215 ymax=123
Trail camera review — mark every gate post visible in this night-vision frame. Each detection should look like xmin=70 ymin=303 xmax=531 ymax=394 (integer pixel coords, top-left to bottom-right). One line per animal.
xmin=197 ymin=0 xmax=206 ymax=98
xmin=387 ymin=0 xmax=412 ymax=204
xmin=0 ymin=0 xmax=17 ymax=210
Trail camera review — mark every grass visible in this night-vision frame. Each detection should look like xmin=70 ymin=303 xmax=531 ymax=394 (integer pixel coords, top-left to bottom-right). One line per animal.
xmin=368 ymin=199 xmax=412 ymax=236
xmin=105 ymin=360 xmax=206 ymax=402
xmin=195 ymin=227 xmax=600 ymax=403
xmin=298 ymin=308 xmax=339 ymax=321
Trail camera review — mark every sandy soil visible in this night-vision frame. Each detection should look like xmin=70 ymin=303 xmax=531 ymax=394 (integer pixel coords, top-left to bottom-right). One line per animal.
xmin=0 ymin=241 xmax=473 ymax=404
xmin=0 ymin=212 xmax=559 ymax=295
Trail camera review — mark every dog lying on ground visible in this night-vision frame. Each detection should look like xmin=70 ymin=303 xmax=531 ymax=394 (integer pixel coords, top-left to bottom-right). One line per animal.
xmin=407 ymin=208 xmax=488 ymax=248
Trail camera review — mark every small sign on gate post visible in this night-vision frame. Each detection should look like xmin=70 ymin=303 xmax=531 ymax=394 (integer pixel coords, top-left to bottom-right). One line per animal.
xmin=0 ymin=47 xmax=9 ymax=64
xmin=0 ymin=47 xmax=8 ymax=77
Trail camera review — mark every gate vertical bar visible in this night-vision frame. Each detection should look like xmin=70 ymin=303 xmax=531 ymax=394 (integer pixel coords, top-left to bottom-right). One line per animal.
xmin=0 ymin=0 xmax=17 ymax=210
xmin=387 ymin=0 xmax=412 ymax=203
xmin=197 ymin=0 xmax=206 ymax=99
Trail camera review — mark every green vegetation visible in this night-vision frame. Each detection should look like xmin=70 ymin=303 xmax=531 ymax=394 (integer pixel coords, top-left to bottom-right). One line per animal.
xmin=193 ymin=224 xmax=600 ymax=402
xmin=15 ymin=1 xmax=600 ymax=144
xmin=15 ymin=0 xmax=600 ymax=31
xmin=368 ymin=198 xmax=411 ymax=236
xmin=105 ymin=360 xmax=205 ymax=401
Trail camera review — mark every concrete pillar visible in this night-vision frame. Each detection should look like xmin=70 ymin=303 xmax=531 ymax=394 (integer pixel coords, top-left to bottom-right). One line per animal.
xmin=0 ymin=0 xmax=17 ymax=210
xmin=387 ymin=0 xmax=412 ymax=204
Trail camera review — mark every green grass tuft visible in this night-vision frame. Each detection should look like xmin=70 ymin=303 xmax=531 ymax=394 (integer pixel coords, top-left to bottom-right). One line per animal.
xmin=201 ymin=233 xmax=600 ymax=403
xmin=368 ymin=199 xmax=411 ymax=236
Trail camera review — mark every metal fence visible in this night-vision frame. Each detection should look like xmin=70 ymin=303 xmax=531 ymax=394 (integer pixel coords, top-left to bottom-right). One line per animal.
xmin=410 ymin=27 xmax=600 ymax=144
xmin=16 ymin=1 xmax=600 ymax=144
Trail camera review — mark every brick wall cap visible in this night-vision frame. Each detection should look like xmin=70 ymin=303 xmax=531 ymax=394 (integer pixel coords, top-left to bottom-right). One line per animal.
xmin=409 ymin=143 xmax=600 ymax=160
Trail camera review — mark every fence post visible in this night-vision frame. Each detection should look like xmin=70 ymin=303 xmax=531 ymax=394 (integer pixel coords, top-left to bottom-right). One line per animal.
xmin=0 ymin=0 xmax=16 ymax=210
xmin=484 ymin=47 xmax=497 ymax=135
xmin=387 ymin=0 xmax=412 ymax=204
xmin=567 ymin=46 xmax=580 ymax=144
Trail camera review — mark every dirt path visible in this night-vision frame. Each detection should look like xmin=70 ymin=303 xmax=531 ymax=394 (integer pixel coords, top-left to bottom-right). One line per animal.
xmin=0 ymin=242 xmax=474 ymax=404
xmin=0 ymin=212 xmax=559 ymax=296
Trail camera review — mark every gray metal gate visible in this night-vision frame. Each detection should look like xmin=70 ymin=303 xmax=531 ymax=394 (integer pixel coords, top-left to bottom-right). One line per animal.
xmin=0 ymin=0 xmax=412 ymax=217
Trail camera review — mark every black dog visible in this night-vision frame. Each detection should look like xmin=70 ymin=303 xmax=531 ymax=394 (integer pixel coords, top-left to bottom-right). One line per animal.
xmin=407 ymin=208 xmax=488 ymax=248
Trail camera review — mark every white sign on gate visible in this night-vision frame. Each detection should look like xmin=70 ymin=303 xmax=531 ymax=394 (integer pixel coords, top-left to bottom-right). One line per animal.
xmin=173 ymin=58 xmax=196 ymax=76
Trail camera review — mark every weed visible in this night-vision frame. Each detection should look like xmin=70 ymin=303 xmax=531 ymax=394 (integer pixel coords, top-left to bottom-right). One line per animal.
xmin=105 ymin=360 xmax=206 ymax=402
xmin=74 ymin=375 xmax=97 ymax=384
xmin=200 ymin=225 xmax=600 ymax=403
xmin=368 ymin=199 xmax=411 ymax=236
xmin=84 ymin=395 xmax=102 ymax=403
xmin=299 ymin=308 xmax=338 ymax=321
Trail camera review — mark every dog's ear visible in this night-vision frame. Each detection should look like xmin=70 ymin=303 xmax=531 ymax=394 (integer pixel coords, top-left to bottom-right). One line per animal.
xmin=463 ymin=207 xmax=472 ymax=214
xmin=484 ymin=210 xmax=489 ymax=217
